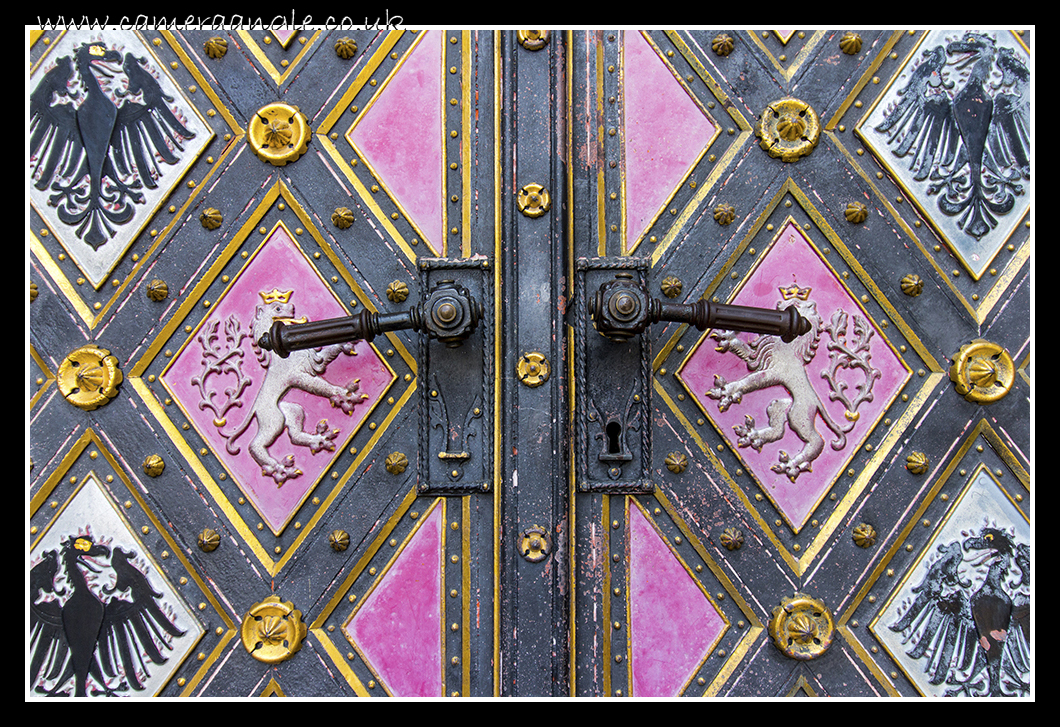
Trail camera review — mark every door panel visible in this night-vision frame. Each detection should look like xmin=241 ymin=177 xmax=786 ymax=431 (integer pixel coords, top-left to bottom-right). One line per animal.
xmin=30 ymin=27 xmax=502 ymax=698
xmin=567 ymin=29 xmax=1030 ymax=697
xmin=29 ymin=28 xmax=1030 ymax=698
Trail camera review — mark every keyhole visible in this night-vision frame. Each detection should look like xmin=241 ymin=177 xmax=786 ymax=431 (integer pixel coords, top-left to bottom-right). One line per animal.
xmin=606 ymin=421 xmax=622 ymax=454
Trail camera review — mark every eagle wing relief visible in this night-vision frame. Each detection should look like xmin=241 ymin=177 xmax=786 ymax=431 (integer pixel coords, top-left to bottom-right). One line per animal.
xmin=888 ymin=525 xmax=1031 ymax=697
xmin=29 ymin=551 xmax=70 ymax=690
xmin=887 ymin=542 xmax=981 ymax=688
xmin=30 ymin=56 xmax=82 ymax=197
xmin=873 ymin=32 xmax=1029 ymax=240
xmin=94 ymin=548 xmax=186 ymax=693
xmin=29 ymin=41 xmax=198 ymax=249
xmin=29 ymin=534 xmax=188 ymax=696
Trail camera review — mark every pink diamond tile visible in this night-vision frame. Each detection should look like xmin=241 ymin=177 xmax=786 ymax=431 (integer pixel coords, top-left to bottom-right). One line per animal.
xmin=629 ymin=502 xmax=726 ymax=697
xmin=623 ymin=31 xmax=716 ymax=251
xmin=162 ymin=224 xmax=394 ymax=533
xmin=678 ymin=221 xmax=910 ymax=530
xmin=346 ymin=504 xmax=443 ymax=697
xmin=348 ymin=30 xmax=443 ymax=252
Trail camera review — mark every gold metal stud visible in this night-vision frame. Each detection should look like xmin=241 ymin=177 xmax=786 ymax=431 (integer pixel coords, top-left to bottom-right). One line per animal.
xmin=756 ymin=98 xmax=820 ymax=162
xmin=839 ymin=32 xmax=863 ymax=55
xmin=712 ymin=34 xmax=735 ymax=57
xmin=713 ymin=203 xmax=736 ymax=225
xmin=517 ymin=30 xmax=549 ymax=50
xmin=204 ymin=37 xmax=228 ymax=59
xmin=844 ymin=201 xmax=869 ymax=223
xmin=334 ymin=37 xmax=358 ymax=59
xmin=386 ymin=281 xmax=409 ymax=303
xmin=949 ymin=340 xmax=1015 ymax=403
xmin=142 ymin=454 xmax=165 ymax=477
xmin=520 ymin=525 xmax=551 ymax=562
xmin=199 ymin=207 xmax=223 ymax=230
xmin=332 ymin=207 xmax=355 ymax=229
xmin=664 ymin=452 xmax=688 ymax=474
xmin=329 ymin=530 xmax=350 ymax=552
xmin=769 ymin=593 xmax=834 ymax=660
xmin=852 ymin=523 xmax=876 ymax=548
xmin=720 ymin=527 xmax=744 ymax=551
xmin=240 ymin=596 xmax=307 ymax=664
xmin=517 ymin=183 xmax=551 ymax=218
xmin=197 ymin=528 xmax=220 ymax=552
xmin=146 ymin=279 xmax=169 ymax=302
xmin=517 ymin=352 xmax=550 ymax=387
xmin=660 ymin=276 xmax=683 ymax=299
xmin=900 ymin=274 xmax=924 ymax=297
xmin=58 ymin=346 xmax=123 ymax=411
xmin=385 ymin=452 xmax=409 ymax=475
xmin=248 ymin=103 xmax=311 ymax=166
xmin=906 ymin=451 xmax=929 ymax=475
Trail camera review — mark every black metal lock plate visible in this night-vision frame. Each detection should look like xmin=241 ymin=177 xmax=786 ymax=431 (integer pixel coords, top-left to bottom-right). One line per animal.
xmin=574 ymin=258 xmax=653 ymax=493
xmin=417 ymin=257 xmax=493 ymax=494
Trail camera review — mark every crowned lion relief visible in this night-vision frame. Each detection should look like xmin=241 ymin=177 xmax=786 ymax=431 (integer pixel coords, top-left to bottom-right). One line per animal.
xmin=706 ymin=283 xmax=881 ymax=482
xmin=214 ymin=289 xmax=368 ymax=485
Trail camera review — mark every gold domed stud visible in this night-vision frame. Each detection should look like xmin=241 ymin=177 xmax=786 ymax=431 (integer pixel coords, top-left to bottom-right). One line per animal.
xmin=248 ymin=103 xmax=311 ymax=166
xmin=57 ymin=345 xmax=123 ymax=411
xmin=949 ymin=340 xmax=1015 ymax=403
xmin=756 ymin=98 xmax=820 ymax=162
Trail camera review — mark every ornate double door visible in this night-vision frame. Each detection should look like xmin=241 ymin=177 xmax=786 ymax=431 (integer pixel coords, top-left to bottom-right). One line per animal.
xmin=30 ymin=29 xmax=1030 ymax=698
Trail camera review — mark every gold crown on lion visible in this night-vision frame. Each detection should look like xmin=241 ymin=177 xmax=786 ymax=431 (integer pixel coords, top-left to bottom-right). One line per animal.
xmin=778 ymin=283 xmax=811 ymax=301
xmin=260 ymin=289 xmax=294 ymax=305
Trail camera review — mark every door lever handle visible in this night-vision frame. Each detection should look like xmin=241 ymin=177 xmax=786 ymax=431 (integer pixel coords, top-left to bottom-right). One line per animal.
xmin=588 ymin=272 xmax=811 ymax=343
xmin=257 ymin=279 xmax=484 ymax=358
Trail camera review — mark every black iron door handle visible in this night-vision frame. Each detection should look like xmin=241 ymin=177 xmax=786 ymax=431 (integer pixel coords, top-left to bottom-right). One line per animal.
xmin=257 ymin=279 xmax=484 ymax=357
xmin=587 ymin=272 xmax=811 ymax=343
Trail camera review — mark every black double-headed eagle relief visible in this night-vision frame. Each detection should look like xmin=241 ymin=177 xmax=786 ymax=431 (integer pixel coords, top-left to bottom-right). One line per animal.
xmin=873 ymin=32 xmax=1029 ymax=241
xmin=29 ymin=532 xmax=186 ymax=697
xmin=887 ymin=524 xmax=1030 ymax=697
xmin=30 ymin=40 xmax=198 ymax=249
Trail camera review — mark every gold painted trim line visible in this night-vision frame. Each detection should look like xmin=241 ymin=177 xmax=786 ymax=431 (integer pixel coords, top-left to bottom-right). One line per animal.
xmin=314 ymin=493 xmax=441 ymax=697
xmin=745 ymin=29 xmax=827 ymax=82
xmin=625 ymin=496 xmax=732 ymax=696
xmin=235 ymin=29 xmax=321 ymax=86
xmin=824 ymin=30 xmax=906 ymax=131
